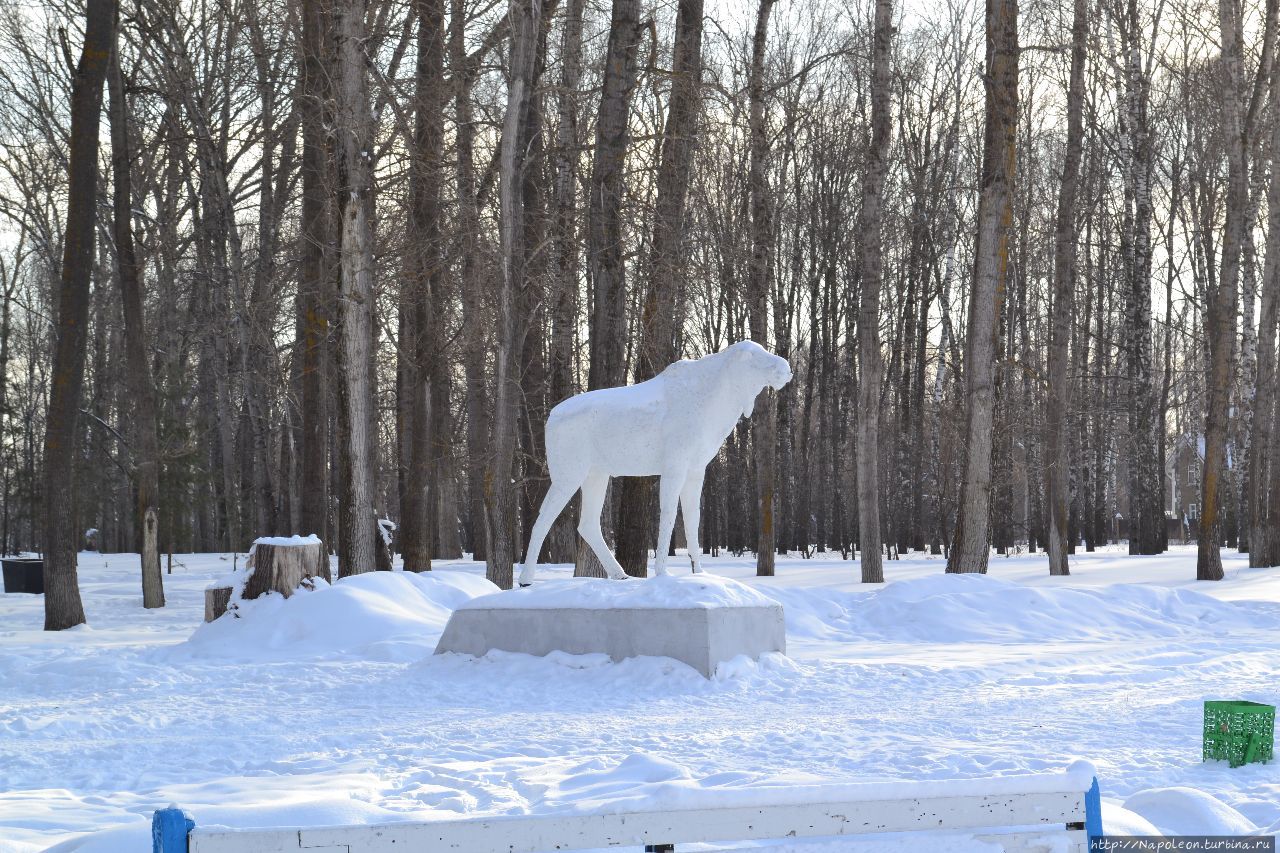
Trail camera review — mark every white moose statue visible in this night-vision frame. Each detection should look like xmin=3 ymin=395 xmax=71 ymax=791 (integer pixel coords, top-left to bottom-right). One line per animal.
xmin=519 ymin=340 xmax=792 ymax=586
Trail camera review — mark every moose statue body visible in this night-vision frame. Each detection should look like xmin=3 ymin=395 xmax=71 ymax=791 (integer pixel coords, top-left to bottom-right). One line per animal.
xmin=519 ymin=340 xmax=792 ymax=586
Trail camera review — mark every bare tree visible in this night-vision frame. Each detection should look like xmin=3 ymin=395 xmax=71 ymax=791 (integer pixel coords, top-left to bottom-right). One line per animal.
xmin=855 ymin=0 xmax=893 ymax=584
xmin=41 ymin=0 xmax=116 ymax=629
xmin=1046 ymin=0 xmax=1087 ymax=576
xmin=108 ymin=35 xmax=163 ymax=606
xmin=332 ymin=0 xmax=379 ymax=576
xmin=1117 ymin=0 xmax=1164 ymax=557
xmin=400 ymin=0 xmax=447 ymax=572
xmin=296 ymin=0 xmax=334 ymax=546
xmin=577 ymin=0 xmax=643 ymax=577
xmin=946 ymin=0 xmax=1018 ymax=574
xmin=1201 ymin=0 xmax=1255 ymax=581
xmin=615 ymin=0 xmax=706 ymax=577
xmin=488 ymin=0 xmax=544 ymax=589
xmin=1244 ymin=0 xmax=1279 ymax=566
xmin=747 ymin=0 xmax=777 ymax=577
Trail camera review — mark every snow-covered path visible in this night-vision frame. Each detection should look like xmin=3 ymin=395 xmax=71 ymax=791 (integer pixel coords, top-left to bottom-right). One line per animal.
xmin=2 ymin=547 xmax=1278 ymax=851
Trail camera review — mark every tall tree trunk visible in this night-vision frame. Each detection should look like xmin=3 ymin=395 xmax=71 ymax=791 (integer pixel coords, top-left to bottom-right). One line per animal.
xmin=1046 ymin=0 xmax=1086 ymax=577
xmin=946 ymin=0 xmax=1018 ymax=574
xmin=1202 ymin=0 xmax=1247 ymax=580
xmin=332 ymin=0 xmax=379 ymax=576
xmin=1121 ymin=0 xmax=1164 ymax=556
xmin=517 ymin=13 xmax=552 ymax=572
xmin=586 ymin=0 xmax=642 ymax=395
xmin=545 ymin=0 xmax=585 ymax=563
xmin=488 ymin=0 xmax=543 ymax=589
xmin=109 ymin=39 xmax=164 ymax=607
xmin=401 ymin=0 xmax=447 ymax=572
xmin=615 ymin=0 xmax=705 ymax=576
xmin=576 ymin=0 xmax=642 ymax=577
xmin=1249 ymin=0 xmax=1280 ymax=566
xmin=453 ymin=0 xmax=488 ymax=562
xmin=747 ymin=0 xmax=777 ymax=577
xmin=855 ymin=0 xmax=892 ymax=584
xmin=42 ymin=0 xmax=116 ymax=629
xmin=297 ymin=0 xmax=334 ymax=546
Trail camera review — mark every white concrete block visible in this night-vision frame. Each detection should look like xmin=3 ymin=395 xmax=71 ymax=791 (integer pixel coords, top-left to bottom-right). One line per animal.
xmin=434 ymin=576 xmax=785 ymax=677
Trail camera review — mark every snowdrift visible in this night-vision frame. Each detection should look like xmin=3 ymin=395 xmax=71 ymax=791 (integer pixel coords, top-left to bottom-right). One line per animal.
xmin=169 ymin=569 xmax=498 ymax=663
xmin=175 ymin=567 xmax=1280 ymax=669
xmin=768 ymin=572 xmax=1280 ymax=644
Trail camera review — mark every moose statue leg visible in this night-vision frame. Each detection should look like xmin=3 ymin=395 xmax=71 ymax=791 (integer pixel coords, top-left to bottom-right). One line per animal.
xmin=577 ymin=471 xmax=629 ymax=580
xmin=680 ymin=471 xmax=705 ymax=573
xmin=653 ymin=472 xmax=685 ymax=577
xmin=518 ymin=478 xmax=579 ymax=587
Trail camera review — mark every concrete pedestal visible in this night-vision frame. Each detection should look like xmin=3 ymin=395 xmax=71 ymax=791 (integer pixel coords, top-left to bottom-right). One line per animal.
xmin=434 ymin=576 xmax=785 ymax=678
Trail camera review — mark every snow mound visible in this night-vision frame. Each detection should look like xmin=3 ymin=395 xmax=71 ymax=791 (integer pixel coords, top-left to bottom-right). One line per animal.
xmin=169 ymin=570 xmax=498 ymax=663
xmin=41 ymin=774 xmax=402 ymax=853
xmin=1100 ymin=802 xmax=1162 ymax=836
xmin=768 ymin=573 xmax=1278 ymax=644
xmin=1123 ymin=787 xmax=1260 ymax=836
xmin=529 ymin=754 xmax=1097 ymax=816
xmin=460 ymin=573 xmax=776 ymax=611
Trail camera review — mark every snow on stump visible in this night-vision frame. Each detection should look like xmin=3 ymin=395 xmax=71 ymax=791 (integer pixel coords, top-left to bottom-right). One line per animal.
xmin=204 ymin=535 xmax=329 ymax=622
xmin=434 ymin=574 xmax=785 ymax=678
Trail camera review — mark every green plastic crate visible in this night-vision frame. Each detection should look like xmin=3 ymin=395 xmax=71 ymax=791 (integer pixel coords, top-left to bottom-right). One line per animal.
xmin=1203 ymin=701 xmax=1275 ymax=768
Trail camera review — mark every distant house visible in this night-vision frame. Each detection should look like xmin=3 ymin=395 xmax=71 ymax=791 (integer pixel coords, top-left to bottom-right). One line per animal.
xmin=1166 ymin=433 xmax=1201 ymax=543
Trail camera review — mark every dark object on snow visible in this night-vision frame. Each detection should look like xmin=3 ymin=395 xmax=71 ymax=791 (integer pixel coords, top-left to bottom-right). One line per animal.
xmin=2 ymin=558 xmax=44 ymax=594
xmin=376 ymin=518 xmax=395 ymax=571
xmin=1204 ymin=700 xmax=1274 ymax=767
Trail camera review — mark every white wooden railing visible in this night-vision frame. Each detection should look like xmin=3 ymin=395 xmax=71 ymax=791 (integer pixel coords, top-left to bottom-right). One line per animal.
xmin=153 ymin=764 xmax=1102 ymax=853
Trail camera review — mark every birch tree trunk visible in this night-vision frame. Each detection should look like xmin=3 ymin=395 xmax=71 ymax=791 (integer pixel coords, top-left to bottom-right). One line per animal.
xmin=109 ymin=41 xmax=164 ymax=607
xmin=1046 ymin=0 xmax=1086 ymax=577
xmin=332 ymin=0 xmax=379 ymax=576
xmin=946 ymin=0 xmax=1018 ymax=574
xmin=1121 ymin=0 xmax=1164 ymax=556
xmin=42 ymin=0 xmax=115 ymax=629
xmin=855 ymin=0 xmax=892 ymax=584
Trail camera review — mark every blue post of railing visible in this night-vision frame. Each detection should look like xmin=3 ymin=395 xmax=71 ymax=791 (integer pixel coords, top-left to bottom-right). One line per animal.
xmin=152 ymin=804 xmax=194 ymax=853
xmin=1084 ymin=776 xmax=1103 ymax=847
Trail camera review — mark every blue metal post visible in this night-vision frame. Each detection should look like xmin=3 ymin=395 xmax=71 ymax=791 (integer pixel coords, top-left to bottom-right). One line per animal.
xmin=152 ymin=805 xmax=194 ymax=853
xmin=1083 ymin=776 xmax=1103 ymax=845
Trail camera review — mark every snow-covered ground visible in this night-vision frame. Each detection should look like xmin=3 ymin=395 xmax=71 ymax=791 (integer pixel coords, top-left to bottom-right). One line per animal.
xmin=1 ymin=546 xmax=1278 ymax=851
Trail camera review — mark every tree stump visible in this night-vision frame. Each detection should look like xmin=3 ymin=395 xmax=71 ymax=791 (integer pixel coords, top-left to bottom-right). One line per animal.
xmin=243 ymin=536 xmax=330 ymax=599
xmin=204 ymin=585 xmax=232 ymax=621
xmin=204 ymin=536 xmax=330 ymax=622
